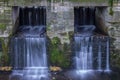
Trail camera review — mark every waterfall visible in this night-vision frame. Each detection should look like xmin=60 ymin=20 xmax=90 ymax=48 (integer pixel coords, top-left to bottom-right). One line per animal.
xmin=74 ymin=36 xmax=110 ymax=72
xmin=98 ymin=37 xmax=102 ymax=71
xmin=106 ymin=38 xmax=110 ymax=71
xmin=12 ymin=38 xmax=47 ymax=68
xmin=10 ymin=6 xmax=48 ymax=80
xmin=74 ymin=7 xmax=110 ymax=73
xmin=75 ymin=37 xmax=93 ymax=71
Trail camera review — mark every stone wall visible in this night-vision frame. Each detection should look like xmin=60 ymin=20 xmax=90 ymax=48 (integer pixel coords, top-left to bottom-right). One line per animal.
xmin=100 ymin=5 xmax=120 ymax=68
xmin=95 ymin=5 xmax=120 ymax=50
xmin=8 ymin=2 xmax=120 ymax=53
xmin=46 ymin=2 xmax=120 ymax=68
xmin=0 ymin=2 xmax=12 ymax=37
xmin=1 ymin=1 xmax=119 ymax=49
xmin=105 ymin=7 xmax=120 ymax=50
xmin=0 ymin=1 xmax=120 ymax=68
xmin=47 ymin=2 xmax=74 ymax=44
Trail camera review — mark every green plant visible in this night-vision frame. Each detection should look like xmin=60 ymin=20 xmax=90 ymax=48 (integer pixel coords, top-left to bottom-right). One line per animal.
xmin=109 ymin=0 xmax=113 ymax=7
xmin=108 ymin=0 xmax=113 ymax=15
xmin=0 ymin=38 xmax=9 ymax=66
xmin=47 ymin=25 xmax=51 ymax=31
xmin=108 ymin=0 xmax=119 ymax=16
xmin=49 ymin=37 xmax=70 ymax=68
xmin=110 ymin=37 xmax=120 ymax=68
xmin=109 ymin=7 xmax=114 ymax=16
xmin=110 ymin=50 xmax=120 ymax=67
xmin=0 ymin=23 xmax=6 ymax=32
xmin=51 ymin=37 xmax=61 ymax=46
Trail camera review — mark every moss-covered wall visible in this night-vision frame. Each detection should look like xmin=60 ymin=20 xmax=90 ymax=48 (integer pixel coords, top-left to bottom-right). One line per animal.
xmin=46 ymin=4 xmax=120 ymax=69
xmin=101 ymin=6 xmax=120 ymax=68
xmin=47 ymin=36 xmax=73 ymax=69
xmin=46 ymin=2 xmax=74 ymax=69
xmin=0 ymin=2 xmax=12 ymax=37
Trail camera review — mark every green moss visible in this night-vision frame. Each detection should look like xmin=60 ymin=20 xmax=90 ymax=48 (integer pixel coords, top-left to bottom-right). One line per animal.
xmin=0 ymin=38 xmax=9 ymax=66
xmin=51 ymin=37 xmax=61 ymax=46
xmin=0 ymin=23 xmax=6 ymax=31
xmin=48 ymin=37 xmax=70 ymax=68
xmin=108 ymin=0 xmax=119 ymax=16
xmin=109 ymin=7 xmax=114 ymax=16
xmin=110 ymin=50 xmax=120 ymax=68
xmin=47 ymin=25 xmax=51 ymax=31
xmin=47 ymin=0 xmax=51 ymax=2
xmin=110 ymin=37 xmax=120 ymax=68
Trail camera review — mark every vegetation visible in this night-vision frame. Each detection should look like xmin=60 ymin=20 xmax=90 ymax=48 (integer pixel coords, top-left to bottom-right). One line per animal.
xmin=0 ymin=23 xmax=6 ymax=32
xmin=0 ymin=38 xmax=10 ymax=66
xmin=111 ymin=50 xmax=120 ymax=68
xmin=47 ymin=25 xmax=51 ymax=31
xmin=48 ymin=37 xmax=71 ymax=68
xmin=110 ymin=38 xmax=120 ymax=68
xmin=109 ymin=7 xmax=114 ymax=16
xmin=108 ymin=0 xmax=119 ymax=15
xmin=108 ymin=0 xmax=114 ymax=15
xmin=0 ymin=0 xmax=10 ymax=6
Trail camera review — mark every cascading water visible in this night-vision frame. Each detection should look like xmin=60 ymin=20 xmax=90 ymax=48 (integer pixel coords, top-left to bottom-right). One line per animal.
xmin=10 ymin=6 xmax=49 ymax=80
xmin=75 ymin=36 xmax=93 ymax=71
xmin=74 ymin=36 xmax=110 ymax=73
xmin=74 ymin=7 xmax=110 ymax=73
